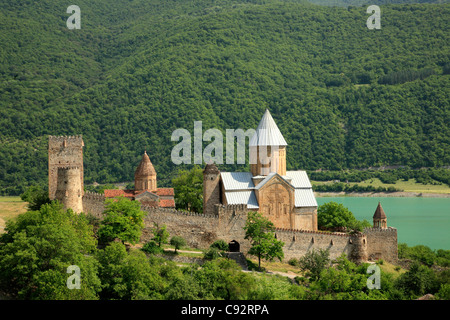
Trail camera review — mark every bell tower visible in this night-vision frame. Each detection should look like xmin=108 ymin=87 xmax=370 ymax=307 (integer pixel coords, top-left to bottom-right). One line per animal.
xmin=249 ymin=109 xmax=287 ymax=177
xmin=134 ymin=151 xmax=157 ymax=191
xmin=373 ymin=202 xmax=387 ymax=229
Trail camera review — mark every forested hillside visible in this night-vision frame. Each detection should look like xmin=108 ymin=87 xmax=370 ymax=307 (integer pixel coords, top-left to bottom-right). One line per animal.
xmin=0 ymin=0 xmax=449 ymax=195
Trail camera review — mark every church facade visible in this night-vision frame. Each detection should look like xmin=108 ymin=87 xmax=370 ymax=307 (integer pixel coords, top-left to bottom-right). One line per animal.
xmin=203 ymin=109 xmax=318 ymax=231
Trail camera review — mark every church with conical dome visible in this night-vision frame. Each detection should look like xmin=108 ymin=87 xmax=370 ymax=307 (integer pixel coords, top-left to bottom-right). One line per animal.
xmin=203 ymin=109 xmax=318 ymax=231
xmin=103 ymin=151 xmax=175 ymax=208
xmin=48 ymin=109 xmax=398 ymax=264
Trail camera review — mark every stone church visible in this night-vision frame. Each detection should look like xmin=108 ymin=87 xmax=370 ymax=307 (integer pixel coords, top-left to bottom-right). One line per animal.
xmin=203 ymin=109 xmax=318 ymax=231
xmin=47 ymin=109 xmax=398 ymax=263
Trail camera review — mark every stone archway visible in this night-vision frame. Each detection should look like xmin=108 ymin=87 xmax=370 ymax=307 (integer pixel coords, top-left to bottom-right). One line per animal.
xmin=228 ymin=240 xmax=240 ymax=252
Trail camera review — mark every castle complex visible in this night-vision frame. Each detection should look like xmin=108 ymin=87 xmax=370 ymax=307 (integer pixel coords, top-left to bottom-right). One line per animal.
xmin=49 ymin=110 xmax=398 ymax=264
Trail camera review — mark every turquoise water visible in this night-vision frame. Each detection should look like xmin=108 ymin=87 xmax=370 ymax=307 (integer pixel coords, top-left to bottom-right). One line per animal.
xmin=316 ymin=197 xmax=450 ymax=250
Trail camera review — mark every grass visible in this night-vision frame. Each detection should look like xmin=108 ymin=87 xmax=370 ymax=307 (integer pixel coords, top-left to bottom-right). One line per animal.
xmin=0 ymin=196 xmax=28 ymax=233
xmin=379 ymin=261 xmax=407 ymax=280
xmin=247 ymin=257 xmax=304 ymax=275
xmin=312 ymin=178 xmax=450 ymax=194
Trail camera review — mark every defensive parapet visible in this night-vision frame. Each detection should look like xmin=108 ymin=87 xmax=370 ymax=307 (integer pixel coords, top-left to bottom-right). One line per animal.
xmin=48 ymin=135 xmax=84 ymax=200
xmin=274 ymin=228 xmax=368 ymax=263
xmin=141 ymin=205 xmax=219 ymax=219
xmin=82 ymin=191 xmax=106 ymax=218
xmin=363 ymin=227 xmax=398 ymax=263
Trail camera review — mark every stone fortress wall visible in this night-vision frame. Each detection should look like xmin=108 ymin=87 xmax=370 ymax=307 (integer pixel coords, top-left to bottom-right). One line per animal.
xmin=82 ymin=196 xmax=397 ymax=263
xmin=54 ymin=135 xmax=397 ymax=264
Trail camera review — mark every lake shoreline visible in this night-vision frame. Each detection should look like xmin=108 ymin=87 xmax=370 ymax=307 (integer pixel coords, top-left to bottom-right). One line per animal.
xmin=314 ymin=191 xmax=450 ymax=198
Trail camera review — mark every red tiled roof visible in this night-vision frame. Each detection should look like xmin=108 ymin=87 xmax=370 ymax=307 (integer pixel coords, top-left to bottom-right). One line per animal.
xmin=159 ymin=199 xmax=175 ymax=208
xmin=154 ymin=188 xmax=174 ymax=196
xmin=103 ymin=188 xmax=175 ymax=208
xmin=104 ymin=189 xmax=135 ymax=198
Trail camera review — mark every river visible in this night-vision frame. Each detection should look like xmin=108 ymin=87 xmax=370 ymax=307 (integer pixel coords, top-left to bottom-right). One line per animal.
xmin=316 ymin=197 xmax=450 ymax=250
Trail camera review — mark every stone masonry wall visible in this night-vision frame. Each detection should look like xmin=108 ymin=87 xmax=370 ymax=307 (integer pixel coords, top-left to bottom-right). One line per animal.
xmin=82 ymin=192 xmax=106 ymax=218
xmin=140 ymin=206 xmax=219 ymax=249
xmin=82 ymin=197 xmax=396 ymax=264
xmin=364 ymin=227 xmax=398 ymax=263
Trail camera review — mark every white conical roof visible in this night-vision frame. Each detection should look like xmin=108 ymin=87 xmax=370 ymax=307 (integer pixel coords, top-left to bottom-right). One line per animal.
xmin=249 ymin=109 xmax=288 ymax=147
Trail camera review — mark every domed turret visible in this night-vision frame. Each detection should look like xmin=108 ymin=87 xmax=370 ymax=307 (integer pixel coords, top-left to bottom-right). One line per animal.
xmin=373 ymin=202 xmax=387 ymax=229
xmin=134 ymin=151 xmax=157 ymax=191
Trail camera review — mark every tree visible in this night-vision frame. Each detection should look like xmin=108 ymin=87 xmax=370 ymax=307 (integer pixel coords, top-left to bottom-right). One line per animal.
xmin=95 ymin=242 xmax=165 ymax=300
xmin=0 ymin=202 xmax=100 ymax=299
xmin=172 ymin=166 xmax=203 ymax=213
xmin=152 ymin=223 xmax=170 ymax=247
xmin=98 ymin=196 xmax=146 ymax=245
xmin=20 ymin=185 xmax=50 ymax=211
xmin=298 ymin=249 xmax=331 ymax=281
xmin=395 ymin=261 xmax=439 ymax=298
xmin=244 ymin=211 xmax=284 ymax=270
xmin=170 ymin=236 xmax=186 ymax=254
xmin=317 ymin=201 xmax=370 ymax=231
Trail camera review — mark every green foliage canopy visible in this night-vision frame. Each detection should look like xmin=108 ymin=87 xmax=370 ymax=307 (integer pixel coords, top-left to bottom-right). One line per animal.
xmin=244 ymin=211 xmax=285 ymax=269
xmin=98 ymin=196 xmax=146 ymax=245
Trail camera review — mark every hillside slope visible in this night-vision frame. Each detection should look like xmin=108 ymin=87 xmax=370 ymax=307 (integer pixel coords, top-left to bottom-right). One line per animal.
xmin=0 ymin=0 xmax=449 ymax=194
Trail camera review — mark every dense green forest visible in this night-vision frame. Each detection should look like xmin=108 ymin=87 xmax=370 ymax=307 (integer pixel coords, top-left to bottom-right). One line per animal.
xmin=0 ymin=0 xmax=449 ymax=195
xmin=307 ymin=0 xmax=448 ymax=7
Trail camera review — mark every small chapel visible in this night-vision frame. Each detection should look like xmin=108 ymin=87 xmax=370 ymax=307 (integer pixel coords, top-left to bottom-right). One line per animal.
xmin=103 ymin=151 xmax=175 ymax=208
xmin=203 ymin=109 xmax=318 ymax=231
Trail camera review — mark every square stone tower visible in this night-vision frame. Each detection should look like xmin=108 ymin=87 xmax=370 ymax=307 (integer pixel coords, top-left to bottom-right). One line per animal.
xmin=48 ymin=135 xmax=84 ymax=200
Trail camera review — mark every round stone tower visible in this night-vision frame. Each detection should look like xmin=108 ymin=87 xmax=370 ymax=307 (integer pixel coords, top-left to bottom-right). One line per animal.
xmin=54 ymin=166 xmax=83 ymax=213
xmin=203 ymin=163 xmax=221 ymax=215
xmin=349 ymin=233 xmax=368 ymax=263
xmin=134 ymin=151 xmax=157 ymax=191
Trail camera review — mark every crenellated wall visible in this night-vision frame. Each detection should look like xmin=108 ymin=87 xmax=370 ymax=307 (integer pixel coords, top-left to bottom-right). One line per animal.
xmin=273 ymin=228 xmax=368 ymax=263
xmin=364 ymin=227 xmax=398 ymax=263
xmin=139 ymin=206 xmax=219 ymax=248
xmin=82 ymin=192 xmax=106 ymax=218
xmin=81 ymin=196 xmax=396 ymax=263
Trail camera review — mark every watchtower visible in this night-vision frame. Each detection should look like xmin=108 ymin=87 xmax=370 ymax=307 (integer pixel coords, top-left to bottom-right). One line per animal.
xmin=48 ymin=135 xmax=84 ymax=200
xmin=203 ymin=163 xmax=221 ymax=215
xmin=54 ymin=166 xmax=83 ymax=213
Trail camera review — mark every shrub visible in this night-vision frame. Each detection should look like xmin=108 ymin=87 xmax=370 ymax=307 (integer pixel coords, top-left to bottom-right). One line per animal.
xmin=142 ymin=241 xmax=164 ymax=255
xmin=170 ymin=236 xmax=186 ymax=253
xmin=203 ymin=247 xmax=223 ymax=260
xmin=288 ymin=258 xmax=299 ymax=267
xmin=210 ymin=239 xmax=229 ymax=251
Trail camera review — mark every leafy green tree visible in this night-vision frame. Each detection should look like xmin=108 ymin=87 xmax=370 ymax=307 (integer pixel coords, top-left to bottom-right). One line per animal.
xmin=98 ymin=196 xmax=146 ymax=245
xmin=395 ymin=261 xmax=439 ymax=298
xmin=244 ymin=211 xmax=284 ymax=270
xmin=172 ymin=166 xmax=203 ymax=213
xmin=0 ymin=202 xmax=100 ymax=299
xmin=191 ymin=258 xmax=256 ymax=300
xmin=96 ymin=242 xmax=165 ymax=300
xmin=151 ymin=223 xmax=170 ymax=247
xmin=317 ymin=201 xmax=370 ymax=231
xmin=298 ymin=249 xmax=331 ymax=281
xmin=170 ymin=236 xmax=186 ymax=254
xmin=20 ymin=185 xmax=50 ymax=211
